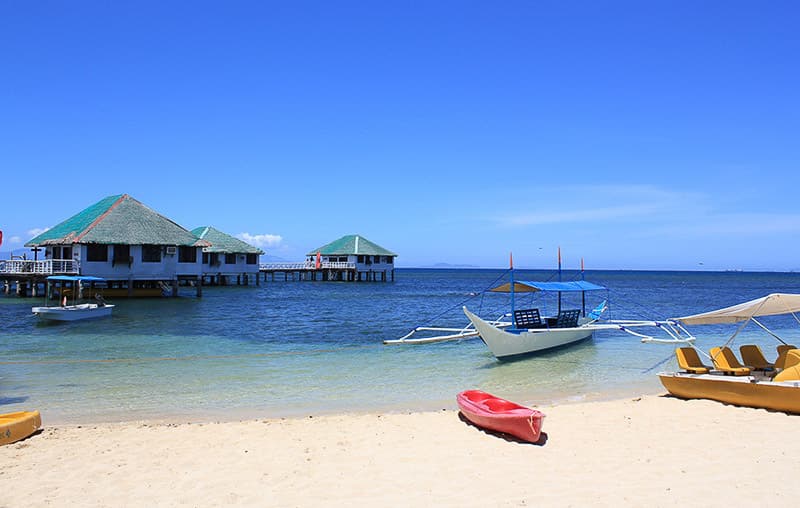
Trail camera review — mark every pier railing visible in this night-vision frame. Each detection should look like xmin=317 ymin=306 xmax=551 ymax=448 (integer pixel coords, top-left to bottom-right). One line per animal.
xmin=259 ymin=261 xmax=356 ymax=271
xmin=0 ymin=259 xmax=80 ymax=275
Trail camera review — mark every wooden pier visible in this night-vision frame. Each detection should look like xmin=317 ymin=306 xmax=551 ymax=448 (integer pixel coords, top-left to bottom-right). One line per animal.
xmin=259 ymin=261 xmax=394 ymax=282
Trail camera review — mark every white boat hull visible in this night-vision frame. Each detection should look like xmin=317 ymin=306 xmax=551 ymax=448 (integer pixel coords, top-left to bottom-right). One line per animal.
xmin=463 ymin=306 xmax=593 ymax=360
xmin=32 ymin=304 xmax=115 ymax=321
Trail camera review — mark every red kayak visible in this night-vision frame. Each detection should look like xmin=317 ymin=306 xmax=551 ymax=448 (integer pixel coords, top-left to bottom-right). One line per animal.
xmin=456 ymin=390 xmax=545 ymax=443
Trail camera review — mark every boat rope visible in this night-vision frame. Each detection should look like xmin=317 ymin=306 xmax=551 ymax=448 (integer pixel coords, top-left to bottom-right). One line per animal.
xmin=396 ymin=269 xmax=511 ymax=339
xmin=642 ymin=353 xmax=675 ymax=373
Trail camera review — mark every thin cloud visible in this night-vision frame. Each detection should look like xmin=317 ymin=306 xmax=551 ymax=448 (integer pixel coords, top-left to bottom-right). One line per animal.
xmin=9 ymin=236 xmax=22 ymax=243
xmin=237 ymin=233 xmax=283 ymax=248
xmin=492 ymin=184 xmax=701 ymax=228
xmin=27 ymin=227 xmax=49 ymax=237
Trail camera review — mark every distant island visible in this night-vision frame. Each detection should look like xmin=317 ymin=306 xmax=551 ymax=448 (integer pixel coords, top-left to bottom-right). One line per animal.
xmin=422 ymin=263 xmax=480 ymax=269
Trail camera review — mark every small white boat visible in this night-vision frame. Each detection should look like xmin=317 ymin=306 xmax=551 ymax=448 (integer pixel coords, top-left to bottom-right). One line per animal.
xmin=32 ymin=302 xmax=114 ymax=321
xmin=32 ymin=275 xmax=114 ymax=321
xmin=462 ymin=277 xmax=608 ymax=359
xmin=388 ymin=251 xmax=681 ymax=359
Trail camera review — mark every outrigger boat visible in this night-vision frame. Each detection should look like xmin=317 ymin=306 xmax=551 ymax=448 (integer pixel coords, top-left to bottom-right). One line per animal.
xmin=652 ymin=293 xmax=800 ymax=413
xmin=387 ymin=251 xmax=685 ymax=360
xmin=31 ymin=275 xmax=114 ymax=321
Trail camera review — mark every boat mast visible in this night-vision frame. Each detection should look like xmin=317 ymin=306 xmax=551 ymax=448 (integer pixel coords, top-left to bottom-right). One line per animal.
xmin=557 ymin=247 xmax=562 ymax=314
xmin=581 ymin=257 xmax=586 ymax=316
xmin=509 ymin=252 xmax=515 ymax=324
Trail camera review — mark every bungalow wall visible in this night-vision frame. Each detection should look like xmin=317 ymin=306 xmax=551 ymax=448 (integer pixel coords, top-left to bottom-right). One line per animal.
xmin=48 ymin=244 xmax=204 ymax=280
xmin=200 ymin=252 xmax=260 ymax=276
xmin=306 ymin=254 xmax=395 ymax=272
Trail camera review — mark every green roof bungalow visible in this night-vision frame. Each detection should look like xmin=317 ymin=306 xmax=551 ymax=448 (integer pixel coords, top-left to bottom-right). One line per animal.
xmin=25 ymin=194 xmax=209 ymax=297
xmin=307 ymin=234 xmax=397 ymax=282
xmin=191 ymin=226 xmax=264 ymax=286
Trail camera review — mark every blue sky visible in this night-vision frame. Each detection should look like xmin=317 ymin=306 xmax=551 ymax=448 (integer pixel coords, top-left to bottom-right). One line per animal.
xmin=1 ymin=1 xmax=798 ymax=270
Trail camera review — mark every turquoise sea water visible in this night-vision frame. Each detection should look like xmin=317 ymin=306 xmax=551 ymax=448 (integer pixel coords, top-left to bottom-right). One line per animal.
xmin=2 ymin=268 xmax=800 ymax=424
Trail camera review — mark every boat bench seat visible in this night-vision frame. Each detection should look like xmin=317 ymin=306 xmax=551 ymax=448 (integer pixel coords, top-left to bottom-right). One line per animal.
xmin=710 ymin=347 xmax=751 ymax=376
xmin=555 ymin=309 xmax=581 ymax=328
xmin=514 ymin=308 xmax=544 ymax=329
xmin=675 ymin=347 xmax=711 ymax=374
xmin=739 ymin=344 xmax=775 ymax=371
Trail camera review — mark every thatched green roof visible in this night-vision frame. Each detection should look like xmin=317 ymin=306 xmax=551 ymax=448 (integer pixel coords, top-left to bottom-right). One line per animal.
xmin=307 ymin=235 xmax=397 ymax=257
xmin=26 ymin=194 xmax=208 ymax=247
xmin=191 ymin=226 xmax=264 ymax=255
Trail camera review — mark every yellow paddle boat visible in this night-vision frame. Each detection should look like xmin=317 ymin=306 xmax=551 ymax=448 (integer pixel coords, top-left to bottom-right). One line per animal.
xmin=0 ymin=411 xmax=42 ymax=445
xmin=655 ymin=294 xmax=800 ymax=413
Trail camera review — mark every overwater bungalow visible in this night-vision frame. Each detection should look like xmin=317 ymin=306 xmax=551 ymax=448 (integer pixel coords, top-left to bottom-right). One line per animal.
xmin=23 ymin=194 xmax=209 ymax=297
xmin=306 ymin=234 xmax=397 ymax=282
xmin=191 ymin=226 xmax=264 ymax=286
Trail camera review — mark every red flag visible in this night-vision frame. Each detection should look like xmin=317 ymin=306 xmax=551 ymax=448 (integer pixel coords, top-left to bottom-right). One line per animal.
xmin=315 ymin=251 xmax=321 ymax=269
xmin=509 ymin=252 xmax=513 ymax=269
xmin=0 ymin=230 xmax=3 ymax=248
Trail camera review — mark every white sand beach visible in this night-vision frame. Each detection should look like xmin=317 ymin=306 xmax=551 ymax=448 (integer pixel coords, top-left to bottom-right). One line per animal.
xmin=2 ymin=394 xmax=798 ymax=507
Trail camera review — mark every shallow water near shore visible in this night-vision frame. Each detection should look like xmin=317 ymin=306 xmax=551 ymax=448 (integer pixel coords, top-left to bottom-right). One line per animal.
xmin=2 ymin=268 xmax=800 ymax=423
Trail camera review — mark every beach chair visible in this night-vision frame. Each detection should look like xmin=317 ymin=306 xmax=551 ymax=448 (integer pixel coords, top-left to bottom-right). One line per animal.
xmin=555 ymin=309 xmax=581 ymax=328
xmin=775 ymin=345 xmax=798 ymax=370
xmin=514 ymin=308 xmax=544 ymax=329
xmin=675 ymin=347 xmax=711 ymax=374
xmin=739 ymin=345 xmax=775 ymax=371
xmin=709 ymin=347 xmax=751 ymax=376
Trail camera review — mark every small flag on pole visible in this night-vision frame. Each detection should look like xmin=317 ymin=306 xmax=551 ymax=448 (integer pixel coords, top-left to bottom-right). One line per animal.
xmin=509 ymin=252 xmax=513 ymax=269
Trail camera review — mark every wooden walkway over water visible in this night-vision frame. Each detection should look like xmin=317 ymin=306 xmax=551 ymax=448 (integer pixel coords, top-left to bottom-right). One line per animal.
xmin=259 ymin=261 xmax=393 ymax=282
xmin=0 ymin=259 xmax=79 ymax=296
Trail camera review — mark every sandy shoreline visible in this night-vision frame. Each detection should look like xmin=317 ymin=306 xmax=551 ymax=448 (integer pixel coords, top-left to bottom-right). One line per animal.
xmin=2 ymin=394 xmax=798 ymax=507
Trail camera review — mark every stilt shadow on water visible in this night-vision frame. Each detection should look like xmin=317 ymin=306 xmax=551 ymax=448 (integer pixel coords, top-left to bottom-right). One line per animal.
xmin=458 ymin=411 xmax=548 ymax=446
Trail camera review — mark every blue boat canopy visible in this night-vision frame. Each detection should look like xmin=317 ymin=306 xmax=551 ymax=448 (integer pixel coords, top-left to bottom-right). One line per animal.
xmin=46 ymin=275 xmax=107 ymax=283
xmin=490 ymin=280 xmax=606 ymax=293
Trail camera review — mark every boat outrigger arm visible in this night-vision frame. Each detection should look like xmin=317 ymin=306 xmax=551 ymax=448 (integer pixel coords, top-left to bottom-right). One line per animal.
xmin=383 ymin=313 xmax=512 ymax=345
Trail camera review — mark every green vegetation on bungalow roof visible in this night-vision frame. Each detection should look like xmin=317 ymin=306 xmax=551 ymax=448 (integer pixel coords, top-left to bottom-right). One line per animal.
xmin=191 ymin=226 xmax=264 ymax=254
xmin=26 ymin=194 xmax=207 ymax=247
xmin=307 ymin=235 xmax=397 ymax=257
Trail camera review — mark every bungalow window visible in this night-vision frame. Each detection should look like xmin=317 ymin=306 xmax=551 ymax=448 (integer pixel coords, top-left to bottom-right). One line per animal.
xmin=178 ymin=246 xmax=197 ymax=263
xmin=86 ymin=244 xmax=108 ymax=262
xmin=62 ymin=247 xmax=73 ymax=259
xmin=202 ymin=252 xmax=209 ymax=264
xmin=225 ymin=253 xmax=236 ymax=264
xmin=246 ymin=254 xmax=258 ymax=265
xmin=387 ymin=257 xmax=393 ymax=265
xmin=113 ymin=244 xmax=130 ymax=267
xmin=142 ymin=244 xmax=161 ymax=263
xmin=209 ymin=253 xmax=219 ymax=266
xmin=357 ymin=255 xmax=364 ymax=263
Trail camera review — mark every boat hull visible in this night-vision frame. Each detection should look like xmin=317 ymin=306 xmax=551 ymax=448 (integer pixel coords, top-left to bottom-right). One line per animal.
xmin=0 ymin=411 xmax=42 ymax=446
xmin=463 ymin=307 xmax=593 ymax=360
xmin=32 ymin=304 xmax=115 ymax=321
xmin=457 ymin=390 xmax=544 ymax=442
xmin=659 ymin=372 xmax=800 ymax=414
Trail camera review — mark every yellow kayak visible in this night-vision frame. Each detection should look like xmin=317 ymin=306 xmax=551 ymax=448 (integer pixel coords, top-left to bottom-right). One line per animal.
xmin=0 ymin=411 xmax=42 ymax=446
